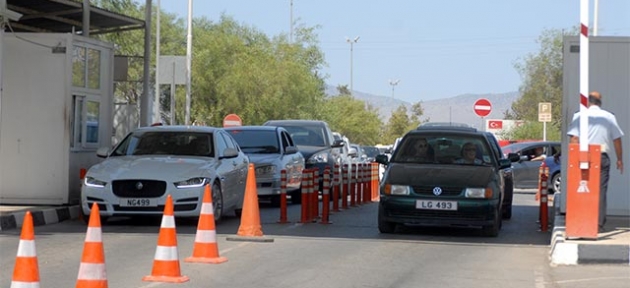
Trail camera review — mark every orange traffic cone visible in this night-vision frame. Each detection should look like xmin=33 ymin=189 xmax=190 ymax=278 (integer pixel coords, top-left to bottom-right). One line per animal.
xmin=76 ymin=203 xmax=108 ymax=288
xmin=185 ymin=185 xmax=227 ymax=264
xmin=11 ymin=211 xmax=40 ymax=288
xmin=143 ymin=195 xmax=189 ymax=283
xmin=227 ymin=163 xmax=273 ymax=242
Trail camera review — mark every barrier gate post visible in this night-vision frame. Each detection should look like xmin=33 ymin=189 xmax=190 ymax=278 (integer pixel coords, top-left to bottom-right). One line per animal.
xmin=566 ymin=143 xmax=601 ymax=239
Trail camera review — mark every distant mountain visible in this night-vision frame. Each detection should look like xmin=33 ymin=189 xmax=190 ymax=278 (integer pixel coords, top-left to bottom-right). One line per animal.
xmin=325 ymin=85 xmax=520 ymax=130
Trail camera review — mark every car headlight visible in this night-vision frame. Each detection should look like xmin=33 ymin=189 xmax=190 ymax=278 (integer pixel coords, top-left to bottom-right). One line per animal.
xmin=255 ymin=165 xmax=276 ymax=176
xmin=84 ymin=176 xmax=107 ymax=188
xmin=465 ymin=187 xmax=492 ymax=198
xmin=384 ymin=184 xmax=410 ymax=195
xmin=307 ymin=152 xmax=329 ymax=164
xmin=174 ymin=177 xmax=210 ymax=188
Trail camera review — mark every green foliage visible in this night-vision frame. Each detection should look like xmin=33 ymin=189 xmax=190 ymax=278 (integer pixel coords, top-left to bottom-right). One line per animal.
xmin=507 ymin=27 xmax=578 ymax=140
xmin=498 ymin=121 xmax=561 ymax=141
xmin=322 ymin=95 xmax=383 ymax=146
xmin=381 ymin=103 xmax=426 ymax=144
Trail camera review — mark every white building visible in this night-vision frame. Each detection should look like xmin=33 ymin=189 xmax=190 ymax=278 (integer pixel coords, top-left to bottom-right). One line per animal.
xmin=0 ymin=1 xmax=144 ymax=205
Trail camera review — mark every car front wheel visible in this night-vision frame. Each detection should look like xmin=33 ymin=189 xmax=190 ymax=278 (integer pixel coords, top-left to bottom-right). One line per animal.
xmin=378 ymin=206 xmax=396 ymax=233
xmin=482 ymin=208 xmax=501 ymax=237
xmin=212 ymin=182 xmax=224 ymax=222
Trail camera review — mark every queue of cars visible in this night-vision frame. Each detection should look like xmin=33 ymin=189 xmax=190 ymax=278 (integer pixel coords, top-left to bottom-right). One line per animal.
xmin=81 ymin=119 xmax=534 ymax=237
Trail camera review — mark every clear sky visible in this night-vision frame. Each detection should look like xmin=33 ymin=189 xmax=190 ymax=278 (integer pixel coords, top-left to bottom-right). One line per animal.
xmin=156 ymin=0 xmax=629 ymax=103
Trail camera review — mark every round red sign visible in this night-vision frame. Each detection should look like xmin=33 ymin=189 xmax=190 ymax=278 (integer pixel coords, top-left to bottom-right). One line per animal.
xmin=473 ymin=98 xmax=492 ymax=117
xmin=223 ymin=114 xmax=242 ymax=127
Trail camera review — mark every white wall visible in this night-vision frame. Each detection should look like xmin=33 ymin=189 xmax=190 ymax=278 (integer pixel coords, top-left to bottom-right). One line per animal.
xmin=1 ymin=34 xmax=71 ymax=204
xmin=561 ymin=36 xmax=630 ymax=216
xmin=0 ymin=33 xmax=114 ymax=205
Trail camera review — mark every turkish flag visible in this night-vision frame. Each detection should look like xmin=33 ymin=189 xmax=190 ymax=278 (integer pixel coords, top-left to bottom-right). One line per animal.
xmin=488 ymin=120 xmax=503 ymax=129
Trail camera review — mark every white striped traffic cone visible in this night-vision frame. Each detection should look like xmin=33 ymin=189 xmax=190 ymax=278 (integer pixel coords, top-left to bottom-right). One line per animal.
xmin=185 ymin=184 xmax=227 ymax=263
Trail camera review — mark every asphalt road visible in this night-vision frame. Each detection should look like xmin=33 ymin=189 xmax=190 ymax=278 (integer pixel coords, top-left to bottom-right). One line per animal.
xmin=1 ymin=190 xmax=628 ymax=288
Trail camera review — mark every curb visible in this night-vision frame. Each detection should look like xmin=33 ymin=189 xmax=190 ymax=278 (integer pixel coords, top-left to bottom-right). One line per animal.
xmin=550 ymin=213 xmax=630 ymax=265
xmin=0 ymin=205 xmax=81 ymax=232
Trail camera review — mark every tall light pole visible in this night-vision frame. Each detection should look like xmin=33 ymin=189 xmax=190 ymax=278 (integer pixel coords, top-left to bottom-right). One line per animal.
xmin=185 ymin=0 xmax=193 ymax=125
xmin=389 ymin=79 xmax=400 ymax=98
xmin=346 ymin=36 xmax=359 ymax=95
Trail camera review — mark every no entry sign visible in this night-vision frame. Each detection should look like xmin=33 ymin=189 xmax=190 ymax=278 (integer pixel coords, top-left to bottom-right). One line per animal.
xmin=223 ymin=114 xmax=242 ymax=127
xmin=473 ymin=98 xmax=492 ymax=117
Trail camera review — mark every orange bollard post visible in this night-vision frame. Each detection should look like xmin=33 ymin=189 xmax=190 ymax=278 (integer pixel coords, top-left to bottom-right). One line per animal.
xmin=539 ymin=168 xmax=549 ymax=232
xmin=278 ymin=170 xmax=289 ymax=224
xmin=342 ymin=164 xmax=349 ymax=209
xmin=536 ymin=163 xmax=544 ymax=202
xmin=356 ymin=164 xmax=363 ymax=205
xmin=332 ymin=164 xmax=340 ymax=212
xmin=321 ymin=168 xmax=331 ymax=224
xmin=348 ymin=163 xmax=357 ymax=207
xmin=312 ymin=170 xmax=319 ymax=221
xmin=300 ymin=170 xmax=309 ymax=224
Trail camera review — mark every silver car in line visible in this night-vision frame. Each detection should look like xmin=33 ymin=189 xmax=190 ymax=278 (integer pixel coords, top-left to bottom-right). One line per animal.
xmin=81 ymin=125 xmax=249 ymax=222
xmin=226 ymin=126 xmax=305 ymax=205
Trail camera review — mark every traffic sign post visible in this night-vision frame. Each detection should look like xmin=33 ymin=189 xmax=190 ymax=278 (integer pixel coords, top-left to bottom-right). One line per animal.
xmin=474 ymin=98 xmax=492 ymax=130
xmin=538 ymin=102 xmax=552 ymax=141
xmin=223 ymin=114 xmax=242 ymax=127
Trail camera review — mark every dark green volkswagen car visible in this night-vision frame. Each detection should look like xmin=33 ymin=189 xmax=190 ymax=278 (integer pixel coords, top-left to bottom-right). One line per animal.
xmin=375 ymin=126 xmax=515 ymax=237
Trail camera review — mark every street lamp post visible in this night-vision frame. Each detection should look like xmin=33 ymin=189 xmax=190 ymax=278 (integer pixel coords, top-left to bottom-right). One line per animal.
xmin=346 ymin=36 xmax=359 ymax=95
xmin=389 ymin=79 xmax=400 ymax=98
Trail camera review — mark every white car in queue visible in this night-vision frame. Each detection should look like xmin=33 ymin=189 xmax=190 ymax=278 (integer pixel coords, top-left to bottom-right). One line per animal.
xmin=81 ymin=125 xmax=250 ymax=222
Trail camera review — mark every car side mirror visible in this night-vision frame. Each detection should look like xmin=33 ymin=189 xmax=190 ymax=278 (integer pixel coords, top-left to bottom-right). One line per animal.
xmin=285 ymin=146 xmax=298 ymax=154
xmin=332 ymin=139 xmax=345 ymax=148
xmin=96 ymin=147 xmax=110 ymax=158
xmin=507 ymin=153 xmax=521 ymax=162
xmin=375 ymin=154 xmax=389 ymax=165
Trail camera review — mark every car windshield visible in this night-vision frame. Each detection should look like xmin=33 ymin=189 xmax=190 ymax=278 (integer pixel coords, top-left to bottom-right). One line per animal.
xmin=228 ymin=130 xmax=279 ymax=153
xmin=284 ymin=126 xmax=328 ymax=147
xmin=392 ymin=134 xmax=493 ymax=165
xmin=111 ymin=131 xmax=214 ymax=157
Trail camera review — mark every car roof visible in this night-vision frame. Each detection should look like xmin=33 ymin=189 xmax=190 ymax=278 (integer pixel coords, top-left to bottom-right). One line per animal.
xmin=224 ymin=125 xmax=280 ymax=132
xmin=418 ymin=122 xmax=473 ymax=128
xmin=264 ymin=120 xmax=328 ymax=126
xmin=414 ymin=125 xmax=478 ymax=133
xmin=502 ymin=141 xmax=561 ymax=149
xmin=135 ymin=125 xmax=219 ymax=133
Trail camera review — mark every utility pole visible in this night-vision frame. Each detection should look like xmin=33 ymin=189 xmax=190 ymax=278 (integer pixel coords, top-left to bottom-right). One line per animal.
xmin=389 ymin=79 xmax=400 ymax=98
xmin=185 ymin=0 xmax=193 ymax=125
xmin=346 ymin=36 xmax=359 ymax=95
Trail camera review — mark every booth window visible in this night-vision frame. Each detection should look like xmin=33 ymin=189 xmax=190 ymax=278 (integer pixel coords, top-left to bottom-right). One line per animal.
xmin=72 ymin=45 xmax=101 ymax=89
xmin=72 ymin=95 xmax=101 ymax=149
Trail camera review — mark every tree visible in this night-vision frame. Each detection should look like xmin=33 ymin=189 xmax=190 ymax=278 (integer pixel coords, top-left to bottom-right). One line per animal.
xmin=322 ymin=94 xmax=382 ymax=145
xmin=506 ymin=27 xmax=577 ymax=140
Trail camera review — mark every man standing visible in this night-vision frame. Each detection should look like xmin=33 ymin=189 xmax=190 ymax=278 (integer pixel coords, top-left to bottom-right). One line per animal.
xmin=567 ymin=91 xmax=624 ymax=233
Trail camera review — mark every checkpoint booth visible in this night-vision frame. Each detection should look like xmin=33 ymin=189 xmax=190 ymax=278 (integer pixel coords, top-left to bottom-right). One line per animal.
xmin=0 ymin=1 xmax=144 ymax=205
xmin=557 ymin=36 xmax=630 ymax=227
